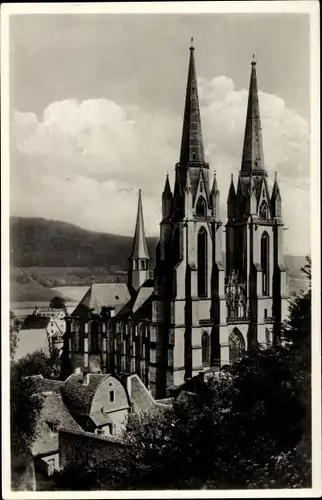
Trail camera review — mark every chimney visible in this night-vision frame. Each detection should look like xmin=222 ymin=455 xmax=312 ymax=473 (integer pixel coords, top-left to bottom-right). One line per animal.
xmin=74 ymin=367 xmax=82 ymax=375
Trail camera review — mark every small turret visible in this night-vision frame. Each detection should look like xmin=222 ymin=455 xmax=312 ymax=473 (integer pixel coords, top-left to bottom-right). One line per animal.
xmin=271 ymin=171 xmax=282 ymax=218
xmin=211 ymin=170 xmax=220 ymax=219
xmin=227 ymin=174 xmax=236 ymax=219
xmin=162 ymin=173 xmax=173 ymax=220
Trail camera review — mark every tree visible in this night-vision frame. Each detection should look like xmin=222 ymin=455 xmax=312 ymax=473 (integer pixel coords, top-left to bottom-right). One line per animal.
xmin=10 ymin=310 xmax=20 ymax=361
xmin=49 ymin=295 xmax=66 ymax=311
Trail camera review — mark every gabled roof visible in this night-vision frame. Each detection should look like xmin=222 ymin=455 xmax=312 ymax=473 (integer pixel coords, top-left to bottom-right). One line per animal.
xmin=128 ymin=374 xmax=158 ymax=414
xmin=72 ymin=283 xmax=131 ymax=317
xmin=61 ymin=373 xmax=109 ymax=417
xmin=31 ymin=392 xmax=82 ymax=457
xmin=116 ymin=279 xmax=154 ymax=319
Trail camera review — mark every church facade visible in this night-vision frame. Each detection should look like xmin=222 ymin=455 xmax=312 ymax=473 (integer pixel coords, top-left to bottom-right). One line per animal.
xmin=62 ymin=43 xmax=289 ymax=399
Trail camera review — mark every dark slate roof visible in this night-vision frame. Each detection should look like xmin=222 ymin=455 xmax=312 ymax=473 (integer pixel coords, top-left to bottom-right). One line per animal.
xmin=61 ymin=373 xmax=109 ymax=418
xmin=31 ymin=392 xmax=82 ymax=457
xmin=117 ymin=279 xmax=154 ymax=319
xmin=72 ymin=283 xmax=131 ymax=317
xmin=21 ymin=315 xmax=50 ymax=330
xmin=23 ymin=375 xmax=64 ymax=394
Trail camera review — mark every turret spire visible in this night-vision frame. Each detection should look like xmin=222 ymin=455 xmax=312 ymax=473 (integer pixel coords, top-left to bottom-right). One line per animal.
xmin=130 ymin=189 xmax=149 ymax=260
xmin=179 ymin=40 xmax=205 ymax=167
xmin=240 ymin=58 xmax=266 ymax=176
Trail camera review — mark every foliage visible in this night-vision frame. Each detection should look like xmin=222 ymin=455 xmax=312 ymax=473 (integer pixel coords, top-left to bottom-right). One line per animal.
xmin=10 ymin=310 xmax=20 ymax=361
xmin=49 ymin=295 xmax=67 ymax=311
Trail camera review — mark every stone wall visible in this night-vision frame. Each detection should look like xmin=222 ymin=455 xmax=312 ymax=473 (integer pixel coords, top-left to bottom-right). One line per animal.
xmin=59 ymin=429 xmax=127 ymax=471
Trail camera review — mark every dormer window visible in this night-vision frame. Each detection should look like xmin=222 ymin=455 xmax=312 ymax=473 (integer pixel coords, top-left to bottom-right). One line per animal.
xmin=47 ymin=421 xmax=58 ymax=434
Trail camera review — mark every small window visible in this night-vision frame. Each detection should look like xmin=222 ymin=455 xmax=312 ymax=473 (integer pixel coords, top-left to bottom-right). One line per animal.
xmin=259 ymin=201 xmax=268 ymax=220
xmin=196 ymin=196 xmax=207 ymax=217
xmin=264 ymin=309 xmax=267 ymax=319
xmin=95 ymin=428 xmax=105 ymax=435
xmin=109 ymin=390 xmax=115 ymax=403
xmin=48 ymin=422 xmax=58 ymax=434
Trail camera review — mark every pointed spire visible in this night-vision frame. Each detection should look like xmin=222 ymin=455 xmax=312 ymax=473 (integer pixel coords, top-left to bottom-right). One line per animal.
xmin=130 ymin=189 xmax=149 ymax=260
xmin=162 ymin=173 xmax=172 ymax=198
xmin=228 ymin=174 xmax=236 ymax=197
xmin=240 ymin=58 xmax=266 ymax=176
xmin=272 ymin=170 xmax=280 ymax=197
xmin=179 ymin=40 xmax=205 ymax=167
xmin=211 ymin=170 xmax=219 ymax=194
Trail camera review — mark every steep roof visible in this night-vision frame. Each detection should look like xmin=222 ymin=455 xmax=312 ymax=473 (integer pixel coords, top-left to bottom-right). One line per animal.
xmin=179 ymin=39 xmax=205 ymax=167
xmin=23 ymin=374 xmax=64 ymax=394
xmin=128 ymin=374 xmax=157 ymax=413
xmin=116 ymin=279 xmax=154 ymax=319
xmin=240 ymin=59 xmax=267 ymax=176
xmin=72 ymin=283 xmax=131 ymax=317
xmin=61 ymin=373 xmax=109 ymax=417
xmin=31 ymin=392 xmax=82 ymax=457
xmin=129 ymin=189 xmax=149 ymax=260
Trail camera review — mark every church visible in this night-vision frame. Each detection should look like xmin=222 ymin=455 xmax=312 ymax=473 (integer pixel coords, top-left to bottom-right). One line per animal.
xmin=62 ymin=42 xmax=289 ymax=399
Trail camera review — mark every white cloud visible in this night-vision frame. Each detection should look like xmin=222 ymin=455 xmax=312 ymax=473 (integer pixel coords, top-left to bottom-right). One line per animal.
xmin=10 ymin=75 xmax=310 ymax=255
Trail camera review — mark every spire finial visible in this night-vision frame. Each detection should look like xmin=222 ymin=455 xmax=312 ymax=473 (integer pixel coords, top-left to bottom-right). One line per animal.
xmin=251 ymin=53 xmax=256 ymax=65
xmin=190 ymin=37 xmax=194 ymax=50
xmin=274 ymin=170 xmax=277 ymax=181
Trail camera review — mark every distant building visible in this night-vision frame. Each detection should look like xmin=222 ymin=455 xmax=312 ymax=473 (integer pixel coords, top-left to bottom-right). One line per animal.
xmin=62 ymin=43 xmax=289 ymax=399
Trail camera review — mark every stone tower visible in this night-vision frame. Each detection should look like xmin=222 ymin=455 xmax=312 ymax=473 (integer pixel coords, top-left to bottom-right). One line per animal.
xmin=151 ymin=41 xmax=225 ymax=398
xmin=128 ymin=189 xmax=150 ymax=291
xmin=225 ymin=58 xmax=288 ymax=353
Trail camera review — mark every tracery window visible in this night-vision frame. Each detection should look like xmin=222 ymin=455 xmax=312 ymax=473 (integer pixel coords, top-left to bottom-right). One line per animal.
xmin=259 ymin=201 xmax=268 ymax=220
xmin=261 ymin=232 xmax=270 ymax=296
xmin=201 ymin=332 xmax=210 ymax=366
xmin=197 ymin=227 xmax=207 ymax=297
xmin=229 ymin=329 xmax=245 ymax=363
xmin=196 ymin=196 xmax=207 ymax=217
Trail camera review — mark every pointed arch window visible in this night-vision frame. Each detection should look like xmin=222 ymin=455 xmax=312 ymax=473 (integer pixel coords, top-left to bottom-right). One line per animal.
xmin=197 ymin=227 xmax=207 ymax=298
xmin=201 ymin=332 xmax=210 ymax=366
xmin=229 ymin=329 xmax=245 ymax=363
xmin=196 ymin=196 xmax=207 ymax=217
xmin=90 ymin=321 xmax=100 ymax=354
xmin=261 ymin=232 xmax=269 ymax=296
xmin=259 ymin=201 xmax=268 ymax=220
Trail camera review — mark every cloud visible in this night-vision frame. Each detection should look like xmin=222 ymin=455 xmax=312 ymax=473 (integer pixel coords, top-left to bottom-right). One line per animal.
xmin=10 ymin=75 xmax=310 ymax=255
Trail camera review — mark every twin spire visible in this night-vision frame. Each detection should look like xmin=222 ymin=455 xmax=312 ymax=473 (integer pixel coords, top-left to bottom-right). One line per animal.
xmin=179 ymin=38 xmax=205 ymax=167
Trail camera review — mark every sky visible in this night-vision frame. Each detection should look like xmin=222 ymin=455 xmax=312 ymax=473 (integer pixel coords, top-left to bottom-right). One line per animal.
xmin=9 ymin=13 xmax=311 ymax=256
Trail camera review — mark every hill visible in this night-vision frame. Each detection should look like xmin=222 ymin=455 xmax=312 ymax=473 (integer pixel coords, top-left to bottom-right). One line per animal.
xmin=10 ymin=217 xmax=308 ymax=300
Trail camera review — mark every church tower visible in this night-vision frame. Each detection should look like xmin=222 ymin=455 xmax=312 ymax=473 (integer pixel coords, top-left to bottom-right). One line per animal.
xmin=151 ymin=41 xmax=225 ymax=398
xmin=225 ymin=58 xmax=288 ymax=354
xmin=128 ymin=189 xmax=150 ymax=291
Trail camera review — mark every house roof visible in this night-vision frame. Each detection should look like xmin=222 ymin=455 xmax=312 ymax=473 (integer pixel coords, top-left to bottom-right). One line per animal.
xmin=128 ymin=374 xmax=156 ymax=414
xmin=31 ymin=392 xmax=82 ymax=457
xmin=72 ymin=283 xmax=131 ymax=317
xmin=116 ymin=279 xmax=154 ymax=319
xmin=23 ymin=374 xmax=64 ymax=394
xmin=61 ymin=373 xmax=109 ymax=418
xmin=21 ymin=315 xmax=50 ymax=330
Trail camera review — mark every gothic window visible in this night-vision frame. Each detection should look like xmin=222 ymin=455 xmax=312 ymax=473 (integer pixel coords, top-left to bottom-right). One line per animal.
xmin=196 ymin=196 xmax=207 ymax=217
xmin=197 ymin=227 xmax=207 ymax=298
xmin=265 ymin=328 xmax=271 ymax=346
xmin=201 ymin=332 xmax=210 ymax=366
xmin=229 ymin=329 xmax=245 ymax=363
xmin=259 ymin=201 xmax=268 ymax=220
xmin=261 ymin=232 xmax=269 ymax=296
xmin=90 ymin=321 xmax=100 ymax=354
xmin=173 ymin=226 xmax=181 ymax=263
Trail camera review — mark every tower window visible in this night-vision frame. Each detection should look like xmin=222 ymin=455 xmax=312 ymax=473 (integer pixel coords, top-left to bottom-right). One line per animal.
xmin=109 ymin=390 xmax=115 ymax=403
xmin=197 ymin=227 xmax=207 ymax=298
xmin=201 ymin=332 xmax=210 ymax=366
xmin=196 ymin=196 xmax=207 ymax=217
xmin=259 ymin=201 xmax=268 ymax=219
xmin=261 ymin=232 xmax=270 ymax=296
xmin=140 ymin=260 xmax=145 ymax=270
